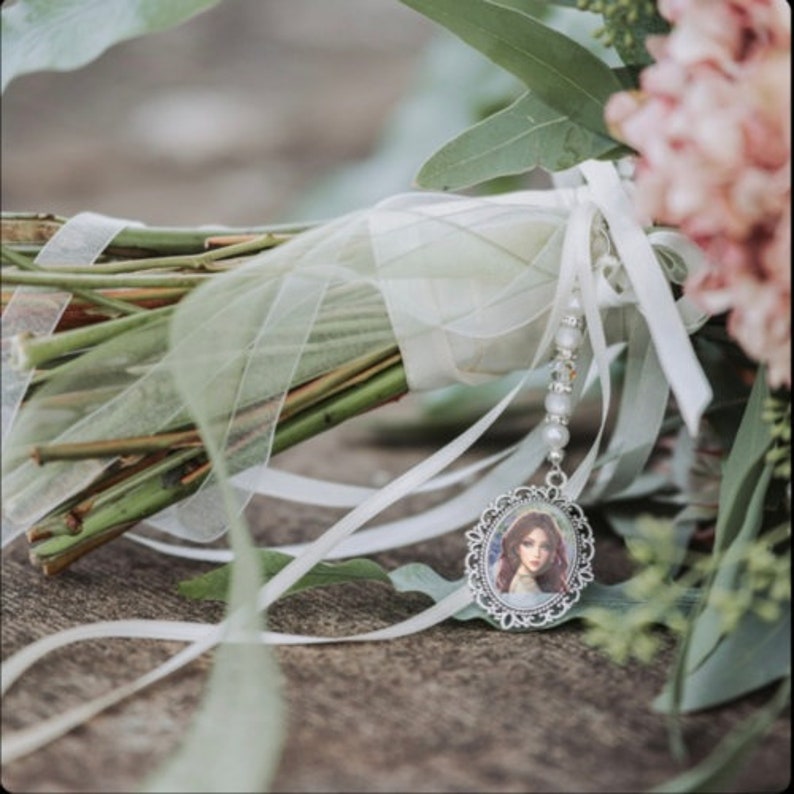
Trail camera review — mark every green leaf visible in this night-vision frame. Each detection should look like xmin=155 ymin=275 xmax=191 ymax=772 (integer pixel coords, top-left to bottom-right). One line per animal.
xmin=416 ymin=90 xmax=621 ymax=189
xmin=649 ymin=677 xmax=790 ymax=793
xmin=683 ymin=374 xmax=774 ymax=671
xmin=400 ymin=0 xmax=624 ymax=137
xmin=389 ymin=563 xmax=487 ymax=619
xmin=654 ymin=603 xmax=791 ymax=714
xmin=600 ymin=4 xmax=670 ymax=67
xmin=178 ymin=550 xmax=391 ymax=603
xmin=148 ymin=455 xmax=284 ymax=789
xmin=143 ymin=640 xmax=285 ymax=793
xmin=712 ymin=372 xmax=773 ymax=554
xmin=661 ymin=373 xmax=777 ymax=757
xmin=389 ymin=563 xmax=699 ymax=629
xmin=1 ymin=0 xmax=219 ymax=92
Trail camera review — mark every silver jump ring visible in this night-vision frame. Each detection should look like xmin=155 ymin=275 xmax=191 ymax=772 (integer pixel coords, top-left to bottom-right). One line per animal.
xmin=545 ymin=467 xmax=568 ymax=489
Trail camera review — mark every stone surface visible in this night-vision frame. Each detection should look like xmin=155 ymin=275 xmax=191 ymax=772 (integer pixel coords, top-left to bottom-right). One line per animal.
xmin=2 ymin=415 xmax=791 ymax=793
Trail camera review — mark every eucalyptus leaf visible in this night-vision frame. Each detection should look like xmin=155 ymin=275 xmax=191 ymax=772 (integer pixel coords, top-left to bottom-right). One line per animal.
xmin=416 ymin=90 xmax=620 ymax=190
xmin=400 ymin=0 xmax=623 ymax=138
xmin=143 ymin=640 xmax=285 ymax=793
xmin=389 ymin=562 xmax=485 ymax=618
xmin=683 ymin=465 xmax=774 ymax=674
xmin=1 ymin=0 xmax=219 ymax=92
xmin=654 ymin=603 xmax=790 ymax=714
xmin=712 ymin=372 xmax=773 ymax=554
xmin=389 ymin=563 xmax=699 ymax=629
xmin=178 ymin=550 xmax=391 ymax=603
xmin=650 ymin=677 xmax=790 ymax=793
xmin=588 ymin=470 xmax=670 ymax=503
xmin=682 ymin=373 xmax=774 ymax=672
xmin=586 ymin=314 xmax=669 ymax=501
xmin=534 ymin=1 xmax=623 ymax=67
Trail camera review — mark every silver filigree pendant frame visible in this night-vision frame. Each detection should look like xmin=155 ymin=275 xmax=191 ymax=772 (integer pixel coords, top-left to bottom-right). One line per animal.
xmin=465 ymin=484 xmax=595 ymax=630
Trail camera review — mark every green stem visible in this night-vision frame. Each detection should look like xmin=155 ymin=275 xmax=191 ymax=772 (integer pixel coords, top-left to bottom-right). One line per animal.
xmin=282 ymin=347 xmax=400 ymax=418
xmin=272 ymin=361 xmax=406 ymax=454
xmin=31 ymin=346 xmax=400 ymax=462
xmin=2 ymin=269 xmax=209 ymax=290
xmin=15 ymin=305 xmax=175 ymax=370
xmin=32 ymin=430 xmax=202 ymax=463
xmin=1 ymin=245 xmax=144 ymax=316
xmin=2 ymin=212 xmax=320 ymax=257
xmin=28 ymin=360 xmax=408 ymax=573
xmin=106 ymin=222 xmax=319 ymax=256
xmin=29 ymin=234 xmax=287 ymax=275
xmin=0 ymin=244 xmax=38 ymax=270
xmin=30 ymin=454 xmax=204 ymax=575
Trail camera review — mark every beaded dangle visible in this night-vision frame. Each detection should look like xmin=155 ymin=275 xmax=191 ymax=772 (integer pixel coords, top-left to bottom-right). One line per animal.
xmin=464 ymin=287 xmax=596 ymax=630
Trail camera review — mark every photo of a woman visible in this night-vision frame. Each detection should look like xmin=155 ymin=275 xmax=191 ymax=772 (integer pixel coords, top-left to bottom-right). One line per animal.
xmin=468 ymin=485 xmax=594 ymax=628
xmin=494 ymin=510 xmax=569 ymax=598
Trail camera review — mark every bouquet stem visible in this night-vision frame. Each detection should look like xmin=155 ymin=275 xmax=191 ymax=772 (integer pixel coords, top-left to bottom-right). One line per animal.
xmin=1 ymin=212 xmax=314 ymax=258
xmin=26 ymin=349 xmax=407 ymax=575
xmin=3 ymin=212 xmax=406 ymax=574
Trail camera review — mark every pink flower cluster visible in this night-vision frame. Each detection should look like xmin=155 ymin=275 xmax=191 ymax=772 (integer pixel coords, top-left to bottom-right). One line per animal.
xmin=606 ymin=0 xmax=791 ymax=388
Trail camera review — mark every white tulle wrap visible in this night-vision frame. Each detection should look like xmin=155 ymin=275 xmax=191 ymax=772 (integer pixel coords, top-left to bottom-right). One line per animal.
xmin=1 ymin=161 xmax=715 ymax=765
xmin=2 ymin=161 xmax=710 ymax=546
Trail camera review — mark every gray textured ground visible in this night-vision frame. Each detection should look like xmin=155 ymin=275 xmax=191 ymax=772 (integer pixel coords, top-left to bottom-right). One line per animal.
xmin=2 ymin=423 xmax=790 ymax=793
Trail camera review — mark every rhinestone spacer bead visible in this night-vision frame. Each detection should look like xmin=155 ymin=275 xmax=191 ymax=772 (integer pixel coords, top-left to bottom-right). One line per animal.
xmin=549 ymin=380 xmax=572 ymax=394
xmin=544 ymin=413 xmax=569 ymax=426
xmin=560 ymin=313 xmax=583 ymax=328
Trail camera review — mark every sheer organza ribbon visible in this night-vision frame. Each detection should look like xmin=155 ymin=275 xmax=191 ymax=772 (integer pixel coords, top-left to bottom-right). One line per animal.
xmin=1 ymin=161 xmax=713 ymax=765
xmin=1 ymin=212 xmax=134 ymax=446
xmin=1 ymin=212 xmax=141 ymax=546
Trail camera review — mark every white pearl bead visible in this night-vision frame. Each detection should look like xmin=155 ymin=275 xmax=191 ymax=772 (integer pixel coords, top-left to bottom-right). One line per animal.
xmin=548 ymin=449 xmax=565 ymax=466
xmin=542 ymin=422 xmax=570 ymax=450
xmin=554 ymin=325 xmax=582 ymax=351
xmin=544 ymin=391 xmax=572 ymax=416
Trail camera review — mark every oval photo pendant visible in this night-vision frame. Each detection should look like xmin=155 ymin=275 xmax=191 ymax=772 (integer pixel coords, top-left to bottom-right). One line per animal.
xmin=465 ymin=484 xmax=595 ymax=630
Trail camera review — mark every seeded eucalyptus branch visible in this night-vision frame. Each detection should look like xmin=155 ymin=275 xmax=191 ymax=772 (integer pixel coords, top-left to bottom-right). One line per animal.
xmin=576 ymin=0 xmax=670 ymax=65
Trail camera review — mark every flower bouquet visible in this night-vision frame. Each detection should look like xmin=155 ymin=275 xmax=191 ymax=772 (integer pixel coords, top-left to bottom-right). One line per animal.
xmin=1 ymin=1 xmax=790 ymax=791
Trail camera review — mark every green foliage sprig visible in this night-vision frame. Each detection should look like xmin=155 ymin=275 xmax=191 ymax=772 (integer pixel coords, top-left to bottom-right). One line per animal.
xmin=577 ymin=0 xmax=670 ymax=65
xmin=763 ymin=396 xmax=792 ymax=480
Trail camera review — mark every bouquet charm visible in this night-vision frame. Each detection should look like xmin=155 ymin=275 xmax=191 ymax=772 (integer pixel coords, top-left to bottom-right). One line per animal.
xmin=466 ymin=279 xmax=595 ymax=630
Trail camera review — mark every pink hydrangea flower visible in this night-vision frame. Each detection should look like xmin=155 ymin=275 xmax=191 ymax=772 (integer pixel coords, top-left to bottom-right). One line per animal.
xmin=606 ymin=0 xmax=791 ymax=388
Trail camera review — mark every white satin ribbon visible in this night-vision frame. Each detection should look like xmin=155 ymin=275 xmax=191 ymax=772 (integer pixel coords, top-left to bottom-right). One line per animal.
xmin=579 ymin=161 xmax=712 ymax=436
xmin=2 ymin=199 xmax=573 ymax=763
xmin=2 ymin=369 xmax=523 ymax=762
xmin=370 ymin=163 xmax=709 ymax=435
xmin=1 ymin=160 xmax=715 ymax=768
xmin=0 ymin=585 xmax=473 ymax=764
